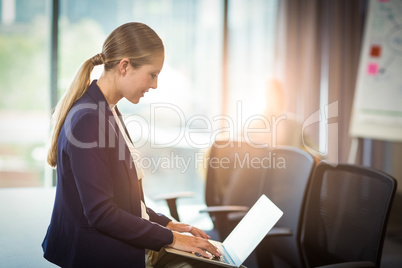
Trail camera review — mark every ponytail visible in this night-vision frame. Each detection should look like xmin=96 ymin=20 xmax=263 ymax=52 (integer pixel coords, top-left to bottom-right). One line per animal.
xmin=47 ymin=54 xmax=104 ymax=167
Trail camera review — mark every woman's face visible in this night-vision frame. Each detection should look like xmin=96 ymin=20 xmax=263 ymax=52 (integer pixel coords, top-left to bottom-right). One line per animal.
xmin=118 ymin=54 xmax=164 ymax=104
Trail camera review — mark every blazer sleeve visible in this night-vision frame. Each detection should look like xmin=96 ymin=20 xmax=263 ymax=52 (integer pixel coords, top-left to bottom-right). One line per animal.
xmin=66 ymin=111 xmax=173 ymax=251
xmin=147 ymin=207 xmax=172 ymax=226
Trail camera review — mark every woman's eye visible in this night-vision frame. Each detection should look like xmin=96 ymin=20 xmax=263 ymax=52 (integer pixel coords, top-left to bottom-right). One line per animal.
xmin=151 ymin=74 xmax=157 ymax=79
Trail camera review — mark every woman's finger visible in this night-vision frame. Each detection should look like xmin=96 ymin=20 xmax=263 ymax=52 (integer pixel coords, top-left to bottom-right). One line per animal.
xmin=190 ymin=227 xmax=210 ymax=239
xmin=192 ymin=237 xmax=220 ymax=257
xmin=192 ymin=247 xmax=211 ymax=259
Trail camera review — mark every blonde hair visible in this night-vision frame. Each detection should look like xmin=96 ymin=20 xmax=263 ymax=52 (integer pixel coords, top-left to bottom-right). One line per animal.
xmin=47 ymin=22 xmax=164 ymax=167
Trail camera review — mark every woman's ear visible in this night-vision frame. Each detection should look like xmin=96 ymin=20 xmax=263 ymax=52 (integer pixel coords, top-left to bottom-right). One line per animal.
xmin=118 ymin=58 xmax=131 ymax=76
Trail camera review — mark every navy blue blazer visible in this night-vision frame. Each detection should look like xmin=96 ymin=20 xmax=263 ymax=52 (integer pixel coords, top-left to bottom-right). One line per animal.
xmin=42 ymin=80 xmax=173 ymax=268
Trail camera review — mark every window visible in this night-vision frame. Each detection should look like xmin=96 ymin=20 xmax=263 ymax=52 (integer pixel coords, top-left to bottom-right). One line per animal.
xmin=0 ymin=1 xmax=279 ymax=215
xmin=227 ymin=0 xmax=278 ymax=121
xmin=0 ymin=0 xmax=50 ymax=187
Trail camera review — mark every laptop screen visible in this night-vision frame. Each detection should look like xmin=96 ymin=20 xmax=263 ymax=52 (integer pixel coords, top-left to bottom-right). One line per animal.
xmin=222 ymin=194 xmax=283 ymax=266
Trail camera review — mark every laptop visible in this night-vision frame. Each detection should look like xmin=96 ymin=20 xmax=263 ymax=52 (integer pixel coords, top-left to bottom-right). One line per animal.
xmin=165 ymin=194 xmax=283 ymax=267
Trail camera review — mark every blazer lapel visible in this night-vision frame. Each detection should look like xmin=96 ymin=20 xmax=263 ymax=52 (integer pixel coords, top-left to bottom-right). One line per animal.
xmin=86 ymin=80 xmax=139 ymax=184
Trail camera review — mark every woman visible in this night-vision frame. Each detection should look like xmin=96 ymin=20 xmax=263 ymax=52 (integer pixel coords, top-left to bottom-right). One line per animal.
xmin=42 ymin=22 xmax=220 ymax=268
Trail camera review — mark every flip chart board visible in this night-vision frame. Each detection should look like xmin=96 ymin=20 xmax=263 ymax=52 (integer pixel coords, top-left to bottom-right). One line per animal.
xmin=350 ymin=0 xmax=402 ymax=142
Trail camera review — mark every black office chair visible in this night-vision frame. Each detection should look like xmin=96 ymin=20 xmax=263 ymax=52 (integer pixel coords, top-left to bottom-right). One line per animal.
xmin=153 ymin=139 xmax=268 ymax=233
xmin=256 ymin=146 xmax=315 ymax=268
xmin=299 ymin=162 xmax=397 ymax=268
xmin=199 ymin=139 xmax=270 ymax=240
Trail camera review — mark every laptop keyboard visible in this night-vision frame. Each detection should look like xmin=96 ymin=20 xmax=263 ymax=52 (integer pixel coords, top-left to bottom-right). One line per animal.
xmin=195 ymin=252 xmax=224 ymax=263
xmin=210 ymin=241 xmax=230 ymax=264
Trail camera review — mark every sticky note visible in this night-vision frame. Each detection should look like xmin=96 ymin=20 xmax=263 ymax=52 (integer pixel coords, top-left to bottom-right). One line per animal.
xmin=370 ymin=45 xmax=381 ymax=57
xmin=367 ymin=63 xmax=379 ymax=75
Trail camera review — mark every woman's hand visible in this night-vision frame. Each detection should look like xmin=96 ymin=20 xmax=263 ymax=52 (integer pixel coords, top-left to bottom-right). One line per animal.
xmin=166 ymin=221 xmax=219 ymax=258
xmin=167 ymin=231 xmax=221 ymax=259
xmin=166 ymin=221 xmax=210 ymax=239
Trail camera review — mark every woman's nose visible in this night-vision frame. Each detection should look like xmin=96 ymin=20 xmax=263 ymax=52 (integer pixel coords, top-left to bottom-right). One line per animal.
xmin=150 ymin=78 xmax=158 ymax=89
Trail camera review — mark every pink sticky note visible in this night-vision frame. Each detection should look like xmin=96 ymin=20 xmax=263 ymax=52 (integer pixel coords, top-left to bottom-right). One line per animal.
xmin=367 ymin=63 xmax=378 ymax=75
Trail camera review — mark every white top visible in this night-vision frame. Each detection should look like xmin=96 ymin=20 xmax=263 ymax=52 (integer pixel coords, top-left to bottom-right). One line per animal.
xmin=110 ymin=105 xmax=149 ymax=220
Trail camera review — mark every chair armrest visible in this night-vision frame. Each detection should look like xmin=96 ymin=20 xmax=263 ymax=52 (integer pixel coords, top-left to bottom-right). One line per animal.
xmin=199 ymin=206 xmax=249 ymax=239
xmin=153 ymin=191 xmax=195 ymax=221
xmin=316 ymin=261 xmax=376 ymax=268
xmin=199 ymin=205 xmax=249 ymax=213
xmin=153 ymin=191 xmax=196 ymax=201
xmin=200 ymin=206 xmax=249 ymax=222
xmin=266 ymin=227 xmax=292 ymax=237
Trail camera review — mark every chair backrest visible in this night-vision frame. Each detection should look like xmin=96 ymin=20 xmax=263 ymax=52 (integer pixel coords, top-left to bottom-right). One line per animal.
xmin=204 ymin=140 xmax=270 ymax=208
xmin=300 ymin=162 xmax=397 ymax=267
xmin=263 ymin=146 xmax=315 ymax=236
xmin=259 ymin=146 xmax=315 ymax=267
